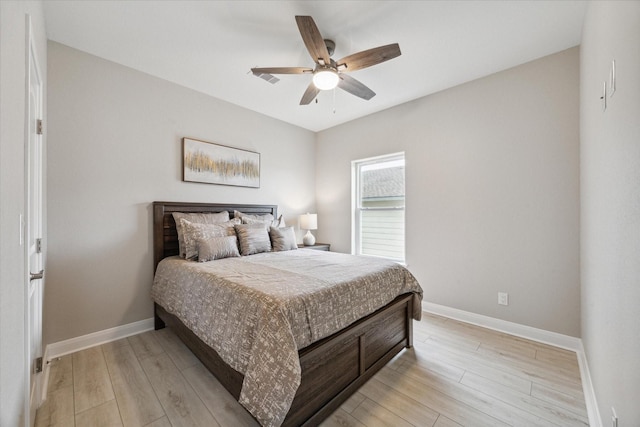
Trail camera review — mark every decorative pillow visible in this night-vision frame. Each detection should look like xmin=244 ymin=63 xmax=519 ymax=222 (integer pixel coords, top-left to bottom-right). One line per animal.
xmin=181 ymin=218 xmax=237 ymax=260
xmin=241 ymin=214 xmax=285 ymax=228
xmin=233 ymin=210 xmax=274 ymax=222
xmin=234 ymin=223 xmax=272 ymax=256
xmin=173 ymin=211 xmax=230 ymax=258
xmin=269 ymin=226 xmax=298 ymax=252
xmin=197 ymin=235 xmax=240 ymax=262
xmin=241 ymin=216 xmax=272 ymax=229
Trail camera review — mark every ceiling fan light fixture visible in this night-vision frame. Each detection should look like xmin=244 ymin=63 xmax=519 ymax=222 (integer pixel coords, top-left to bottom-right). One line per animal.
xmin=252 ymin=16 xmax=401 ymax=105
xmin=313 ymin=68 xmax=339 ymax=90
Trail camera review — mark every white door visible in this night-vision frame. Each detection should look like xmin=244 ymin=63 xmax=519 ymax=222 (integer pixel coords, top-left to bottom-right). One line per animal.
xmin=25 ymin=15 xmax=44 ymax=427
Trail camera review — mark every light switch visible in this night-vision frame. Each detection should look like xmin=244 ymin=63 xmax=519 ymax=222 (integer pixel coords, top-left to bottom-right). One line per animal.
xmin=19 ymin=214 xmax=24 ymax=246
xmin=609 ymin=60 xmax=616 ymax=97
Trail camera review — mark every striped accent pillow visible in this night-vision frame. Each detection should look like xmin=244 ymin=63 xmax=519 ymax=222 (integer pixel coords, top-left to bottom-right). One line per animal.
xmin=269 ymin=226 xmax=298 ymax=252
xmin=234 ymin=223 xmax=272 ymax=256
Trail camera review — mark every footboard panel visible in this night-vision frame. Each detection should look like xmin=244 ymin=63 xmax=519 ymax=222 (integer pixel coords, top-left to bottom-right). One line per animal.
xmin=363 ymin=302 xmax=408 ymax=371
xmin=284 ymin=293 xmax=414 ymax=427
xmin=154 ymin=292 xmax=414 ymax=427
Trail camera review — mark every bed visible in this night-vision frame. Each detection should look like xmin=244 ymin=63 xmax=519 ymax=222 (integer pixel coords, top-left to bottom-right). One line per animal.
xmin=151 ymin=201 xmax=422 ymax=427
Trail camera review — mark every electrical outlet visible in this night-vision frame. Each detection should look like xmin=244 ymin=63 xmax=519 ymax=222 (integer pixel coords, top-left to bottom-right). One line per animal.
xmin=498 ymin=292 xmax=509 ymax=306
xmin=611 ymin=407 xmax=618 ymax=427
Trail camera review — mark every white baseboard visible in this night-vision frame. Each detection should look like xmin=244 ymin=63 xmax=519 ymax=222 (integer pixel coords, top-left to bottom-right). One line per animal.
xmin=41 ymin=317 xmax=154 ymax=402
xmin=422 ymin=301 xmax=581 ymax=351
xmin=576 ymin=341 xmax=603 ymax=427
xmin=421 ymin=301 xmax=601 ymax=426
xmin=44 ymin=317 xmax=155 ymax=361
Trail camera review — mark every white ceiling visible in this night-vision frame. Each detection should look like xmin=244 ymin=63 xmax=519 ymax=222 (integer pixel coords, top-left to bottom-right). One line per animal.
xmin=43 ymin=1 xmax=587 ymax=132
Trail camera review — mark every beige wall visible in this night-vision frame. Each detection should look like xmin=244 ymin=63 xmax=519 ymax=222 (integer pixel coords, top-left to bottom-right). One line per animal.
xmin=316 ymin=48 xmax=580 ymax=337
xmin=581 ymin=2 xmax=640 ymax=425
xmin=45 ymin=42 xmax=316 ymax=344
xmin=0 ymin=1 xmax=48 ymax=425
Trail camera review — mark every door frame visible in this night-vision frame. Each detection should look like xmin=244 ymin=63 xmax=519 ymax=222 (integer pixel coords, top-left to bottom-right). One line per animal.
xmin=24 ymin=13 xmax=44 ymax=427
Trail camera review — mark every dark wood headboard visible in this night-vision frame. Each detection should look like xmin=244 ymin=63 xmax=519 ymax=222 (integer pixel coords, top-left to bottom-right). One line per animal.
xmin=153 ymin=201 xmax=277 ymax=271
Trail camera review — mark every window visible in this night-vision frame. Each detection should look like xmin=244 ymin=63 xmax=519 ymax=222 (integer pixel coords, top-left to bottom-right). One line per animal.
xmin=353 ymin=153 xmax=405 ymax=262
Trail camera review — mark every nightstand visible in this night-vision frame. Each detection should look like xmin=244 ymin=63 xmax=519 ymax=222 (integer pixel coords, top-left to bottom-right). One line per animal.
xmin=298 ymin=243 xmax=330 ymax=251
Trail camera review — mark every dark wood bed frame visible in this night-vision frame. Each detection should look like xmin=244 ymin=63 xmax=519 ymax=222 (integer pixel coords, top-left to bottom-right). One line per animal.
xmin=152 ymin=201 xmax=415 ymax=426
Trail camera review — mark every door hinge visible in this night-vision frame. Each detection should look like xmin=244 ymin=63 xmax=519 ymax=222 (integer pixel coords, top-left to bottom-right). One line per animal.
xmin=35 ymin=357 xmax=43 ymax=373
xmin=36 ymin=119 xmax=43 ymax=135
xmin=36 ymin=238 xmax=42 ymax=253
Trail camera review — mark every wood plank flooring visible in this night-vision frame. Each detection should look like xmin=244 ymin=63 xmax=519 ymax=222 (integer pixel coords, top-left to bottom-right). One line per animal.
xmin=35 ymin=312 xmax=589 ymax=426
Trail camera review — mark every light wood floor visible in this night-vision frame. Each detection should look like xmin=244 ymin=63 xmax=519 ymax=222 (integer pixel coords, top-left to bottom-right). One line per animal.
xmin=36 ymin=312 xmax=589 ymax=427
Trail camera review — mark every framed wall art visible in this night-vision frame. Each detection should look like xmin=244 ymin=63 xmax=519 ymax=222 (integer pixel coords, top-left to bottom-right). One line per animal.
xmin=182 ymin=137 xmax=260 ymax=188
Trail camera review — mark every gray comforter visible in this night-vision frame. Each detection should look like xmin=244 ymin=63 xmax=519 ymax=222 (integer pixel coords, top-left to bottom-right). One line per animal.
xmin=151 ymin=249 xmax=423 ymax=427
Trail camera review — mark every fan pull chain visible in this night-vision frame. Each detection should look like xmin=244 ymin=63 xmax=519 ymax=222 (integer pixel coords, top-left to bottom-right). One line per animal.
xmin=333 ymin=88 xmax=336 ymax=114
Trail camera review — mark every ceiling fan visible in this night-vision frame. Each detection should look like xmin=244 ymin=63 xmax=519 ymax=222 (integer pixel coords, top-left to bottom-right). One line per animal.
xmin=251 ymin=16 xmax=401 ymax=105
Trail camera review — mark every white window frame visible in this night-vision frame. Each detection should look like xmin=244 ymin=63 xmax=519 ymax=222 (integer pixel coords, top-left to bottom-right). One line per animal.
xmin=352 ymin=152 xmax=405 ymax=263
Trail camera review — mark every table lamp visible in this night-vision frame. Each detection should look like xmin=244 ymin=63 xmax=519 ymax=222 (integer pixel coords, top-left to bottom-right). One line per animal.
xmin=299 ymin=213 xmax=317 ymax=246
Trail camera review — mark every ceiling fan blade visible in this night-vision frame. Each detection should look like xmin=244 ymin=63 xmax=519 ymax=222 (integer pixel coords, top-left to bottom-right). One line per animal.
xmin=251 ymin=67 xmax=313 ymax=75
xmin=336 ymin=43 xmax=401 ymax=72
xmin=338 ymin=74 xmax=376 ymax=100
xmin=295 ymin=16 xmax=331 ymax=65
xmin=300 ymin=81 xmax=321 ymax=105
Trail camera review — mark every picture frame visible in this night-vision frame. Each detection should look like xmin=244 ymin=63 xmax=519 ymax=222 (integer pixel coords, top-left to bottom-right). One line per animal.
xmin=182 ymin=137 xmax=260 ymax=188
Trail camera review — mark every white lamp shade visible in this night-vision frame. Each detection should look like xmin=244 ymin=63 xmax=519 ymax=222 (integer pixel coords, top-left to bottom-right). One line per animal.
xmin=299 ymin=213 xmax=317 ymax=230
